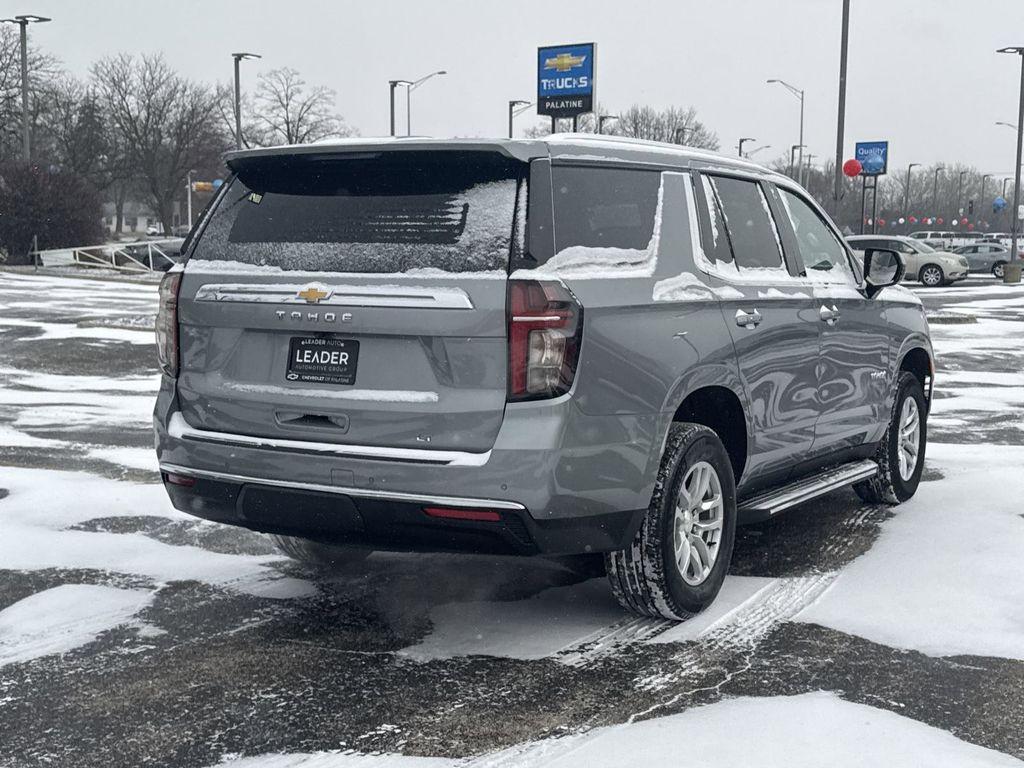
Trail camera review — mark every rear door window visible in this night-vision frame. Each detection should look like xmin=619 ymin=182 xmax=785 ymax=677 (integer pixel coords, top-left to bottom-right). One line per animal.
xmin=705 ymin=175 xmax=785 ymax=270
xmin=191 ymin=151 xmax=525 ymax=274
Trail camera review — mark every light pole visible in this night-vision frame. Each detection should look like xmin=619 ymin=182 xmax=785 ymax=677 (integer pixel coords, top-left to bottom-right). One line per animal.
xmin=981 ymin=173 xmax=992 ymax=218
xmin=903 ymin=163 xmax=919 ymax=217
xmin=998 ymin=46 xmax=1024 ymax=256
xmin=746 ymin=144 xmax=772 ymax=158
xmin=804 ymin=153 xmax=817 ymax=181
xmin=956 ymin=170 xmax=968 ymax=216
xmin=833 ymin=0 xmax=851 ymax=215
xmin=767 ymin=78 xmax=805 ymax=184
xmin=996 ymin=120 xmax=1019 ymax=131
xmin=0 ymin=14 xmax=51 ymax=161
xmin=389 ymin=80 xmax=410 ymax=137
xmin=599 ymin=115 xmax=619 ymax=135
xmin=508 ymin=100 xmax=531 ymax=138
xmin=932 ymin=166 xmax=944 ymax=217
xmin=400 ymin=70 xmax=446 ymax=136
xmin=789 ymin=144 xmax=806 ymax=179
xmin=737 ymin=137 xmax=756 ymax=157
xmin=231 ymin=52 xmax=261 ymax=150
xmin=186 ymin=170 xmax=196 ymax=228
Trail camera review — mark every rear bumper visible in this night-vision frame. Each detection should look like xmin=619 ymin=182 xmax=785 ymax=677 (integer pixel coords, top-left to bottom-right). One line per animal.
xmin=154 ymin=378 xmax=662 ymax=555
xmin=160 ymin=464 xmax=644 ymax=556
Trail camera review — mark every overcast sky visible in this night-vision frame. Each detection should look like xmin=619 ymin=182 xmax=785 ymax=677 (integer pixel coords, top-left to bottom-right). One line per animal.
xmin=18 ymin=0 xmax=1024 ymax=175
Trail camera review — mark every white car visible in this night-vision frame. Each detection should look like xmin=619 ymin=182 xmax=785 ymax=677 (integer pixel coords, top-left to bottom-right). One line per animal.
xmin=848 ymin=235 xmax=969 ymax=286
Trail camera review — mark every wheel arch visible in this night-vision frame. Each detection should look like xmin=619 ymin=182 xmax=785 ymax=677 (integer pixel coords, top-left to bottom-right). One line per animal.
xmin=898 ymin=345 xmax=933 ymax=407
xmin=661 ymin=372 xmax=749 ymax=484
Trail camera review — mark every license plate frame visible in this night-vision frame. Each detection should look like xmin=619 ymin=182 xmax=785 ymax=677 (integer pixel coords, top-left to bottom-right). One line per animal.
xmin=286 ymin=336 xmax=360 ymax=386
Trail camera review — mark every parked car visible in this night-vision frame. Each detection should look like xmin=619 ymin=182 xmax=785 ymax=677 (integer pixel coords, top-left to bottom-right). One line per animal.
xmin=908 ymin=230 xmax=953 ymax=249
xmin=953 ymin=243 xmax=1016 ymax=277
xmin=848 ymin=234 xmax=968 ymax=286
xmin=154 ymin=136 xmax=933 ymax=621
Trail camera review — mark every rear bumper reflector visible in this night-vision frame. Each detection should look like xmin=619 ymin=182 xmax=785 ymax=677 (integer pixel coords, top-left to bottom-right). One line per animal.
xmin=423 ymin=506 xmax=502 ymax=522
xmin=164 ymin=471 xmax=196 ymax=487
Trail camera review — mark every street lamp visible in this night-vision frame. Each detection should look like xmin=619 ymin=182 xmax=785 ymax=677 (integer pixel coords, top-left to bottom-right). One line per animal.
xmin=746 ymin=144 xmax=772 ymax=158
xmin=599 ymin=115 xmax=620 ymax=135
xmin=996 ymin=120 xmax=1019 ymax=131
xmin=903 ymin=163 xmax=920 ymax=217
xmin=767 ymin=78 xmax=805 ymax=184
xmin=389 ymin=80 xmax=410 ymax=137
xmin=401 ymin=70 xmax=446 ymax=137
xmin=674 ymin=126 xmax=689 ymax=144
xmin=231 ymin=52 xmax=261 ymax=150
xmin=737 ymin=137 xmax=756 ymax=157
xmin=998 ymin=45 xmax=1024 ymax=257
xmin=186 ymin=169 xmax=197 ymax=228
xmin=804 ymin=153 xmax=817 ymax=180
xmin=789 ymin=144 xmax=806 ymax=179
xmin=0 ymin=14 xmax=51 ymax=161
xmin=508 ymin=100 xmax=531 ymax=138
xmin=932 ymin=166 xmax=945 ymax=216
xmin=981 ymin=173 xmax=993 ymax=215
xmin=956 ymin=170 xmax=969 ymax=217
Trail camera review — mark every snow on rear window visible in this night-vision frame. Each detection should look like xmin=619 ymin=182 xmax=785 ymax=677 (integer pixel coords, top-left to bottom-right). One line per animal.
xmin=192 ymin=153 xmax=523 ymax=274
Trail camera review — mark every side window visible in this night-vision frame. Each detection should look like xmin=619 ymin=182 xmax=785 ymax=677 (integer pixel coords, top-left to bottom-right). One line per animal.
xmin=707 ymin=175 xmax=784 ymax=270
xmin=777 ymin=187 xmax=856 ymax=284
xmin=551 ymin=166 xmax=662 ymax=253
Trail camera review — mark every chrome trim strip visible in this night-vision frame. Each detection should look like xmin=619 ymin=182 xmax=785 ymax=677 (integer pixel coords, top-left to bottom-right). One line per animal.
xmin=159 ymin=462 xmax=526 ymax=511
xmin=167 ymin=412 xmax=491 ymax=467
xmin=738 ymin=460 xmax=878 ymax=516
xmin=193 ymin=282 xmax=474 ymax=309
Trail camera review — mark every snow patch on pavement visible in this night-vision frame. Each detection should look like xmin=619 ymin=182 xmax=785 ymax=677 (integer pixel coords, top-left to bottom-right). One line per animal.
xmin=796 ymin=442 xmax=1024 ymax=660
xmin=0 ymin=584 xmax=155 ymax=667
xmin=209 ymin=692 xmax=1024 ymax=767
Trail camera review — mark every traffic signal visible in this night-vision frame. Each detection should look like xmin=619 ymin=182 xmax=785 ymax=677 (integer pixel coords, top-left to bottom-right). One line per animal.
xmin=968 ymin=200 xmax=974 ymax=215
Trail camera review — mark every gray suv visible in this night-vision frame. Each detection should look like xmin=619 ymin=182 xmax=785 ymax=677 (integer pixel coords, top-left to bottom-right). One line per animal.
xmin=154 ymin=136 xmax=933 ymax=621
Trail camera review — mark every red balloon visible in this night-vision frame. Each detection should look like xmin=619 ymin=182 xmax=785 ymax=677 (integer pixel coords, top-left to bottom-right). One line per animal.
xmin=908 ymin=216 xmax=918 ymax=224
xmin=878 ymin=218 xmax=886 ymax=227
xmin=937 ymin=217 xmax=944 ymax=225
xmin=968 ymin=223 xmax=975 ymax=230
xmin=842 ymin=158 xmax=862 ymax=178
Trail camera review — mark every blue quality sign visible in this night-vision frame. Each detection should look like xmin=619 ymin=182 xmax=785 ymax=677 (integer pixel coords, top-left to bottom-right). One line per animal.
xmin=855 ymin=141 xmax=889 ymax=176
xmin=537 ymin=42 xmax=595 ymax=118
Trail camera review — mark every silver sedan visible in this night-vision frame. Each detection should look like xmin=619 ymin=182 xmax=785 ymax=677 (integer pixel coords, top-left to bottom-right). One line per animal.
xmin=953 ymin=244 xmax=1015 ymax=277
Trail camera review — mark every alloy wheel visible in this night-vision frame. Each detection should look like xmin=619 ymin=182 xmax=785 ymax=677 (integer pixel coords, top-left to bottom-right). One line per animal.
xmin=897 ymin=397 xmax=921 ymax=481
xmin=921 ymin=267 xmax=942 ymax=286
xmin=673 ymin=461 xmax=724 ymax=586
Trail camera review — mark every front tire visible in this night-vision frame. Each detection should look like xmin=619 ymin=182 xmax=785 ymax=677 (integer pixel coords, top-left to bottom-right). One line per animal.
xmin=854 ymin=371 xmax=927 ymax=505
xmin=993 ymin=261 xmax=1007 ymax=278
xmin=270 ymin=534 xmax=371 ymax=569
xmin=919 ymin=264 xmax=944 ymax=287
xmin=605 ymin=423 xmax=737 ymax=621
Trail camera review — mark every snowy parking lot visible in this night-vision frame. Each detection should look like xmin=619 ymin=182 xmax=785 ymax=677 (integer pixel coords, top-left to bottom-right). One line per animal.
xmin=1 ymin=269 xmax=1023 ymax=767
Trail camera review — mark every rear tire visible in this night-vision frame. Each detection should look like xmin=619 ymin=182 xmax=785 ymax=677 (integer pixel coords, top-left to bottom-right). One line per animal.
xmin=270 ymin=534 xmax=371 ymax=569
xmin=605 ymin=423 xmax=737 ymax=621
xmin=993 ymin=261 xmax=1007 ymax=278
xmin=854 ymin=371 xmax=927 ymax=505
xmin=919 ymin=264 xmax=944 ymax=287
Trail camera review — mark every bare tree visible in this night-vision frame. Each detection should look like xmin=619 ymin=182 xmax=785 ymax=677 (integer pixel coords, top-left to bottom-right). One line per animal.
xmin=92 ymin=53 xmax=227 ymax=233
xmin=526 ymin=103 xmax=718 ymax=151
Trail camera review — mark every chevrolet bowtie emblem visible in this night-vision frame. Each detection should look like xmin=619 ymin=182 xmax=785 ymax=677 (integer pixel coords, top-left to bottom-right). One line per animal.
xmin=544 ymin=53 xmax=586 ymax=72
xmin=297 ymin=286 xmax=330 ymax=304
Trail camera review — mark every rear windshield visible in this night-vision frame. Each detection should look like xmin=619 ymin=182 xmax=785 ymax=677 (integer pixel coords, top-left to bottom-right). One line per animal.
xmin=191 ymin=151 xmax=525 ymax=274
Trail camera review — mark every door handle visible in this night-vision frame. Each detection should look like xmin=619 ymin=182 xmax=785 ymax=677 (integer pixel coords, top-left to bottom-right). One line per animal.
xmin=819 ymin=304 xmax=841 ymax=324
xmin=735 ymin=308 xmax=763 ymax=329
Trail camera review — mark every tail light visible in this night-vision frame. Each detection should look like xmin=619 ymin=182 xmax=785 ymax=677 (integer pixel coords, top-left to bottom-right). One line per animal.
xmin=156 ymin=270 xmax=182 ymax=377
xmin=507 ymin=279 xmax=582 ymax=401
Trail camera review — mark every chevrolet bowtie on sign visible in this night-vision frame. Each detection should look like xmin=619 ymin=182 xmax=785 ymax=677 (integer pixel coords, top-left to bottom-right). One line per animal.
xmin=537 ymin=42 xmax=595 ymax=119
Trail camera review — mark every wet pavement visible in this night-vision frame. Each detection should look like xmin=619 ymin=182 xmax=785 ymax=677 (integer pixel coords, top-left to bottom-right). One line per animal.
xmin=0 ymin=269 xmax=1022 ymax=767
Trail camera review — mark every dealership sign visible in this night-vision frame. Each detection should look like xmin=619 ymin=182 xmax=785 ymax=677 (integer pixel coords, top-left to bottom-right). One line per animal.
xmin=855 ymin=141 xmax=889 ymax=176
xmin=537 ymin=42 xmax=595 ymax=118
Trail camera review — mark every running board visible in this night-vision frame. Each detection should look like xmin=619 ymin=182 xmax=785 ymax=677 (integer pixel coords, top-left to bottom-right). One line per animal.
xmin=738 ymin=460 xmax=878 ymax=519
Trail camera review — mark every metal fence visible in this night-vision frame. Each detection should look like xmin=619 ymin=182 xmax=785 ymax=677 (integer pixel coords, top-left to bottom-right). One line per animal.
xmin=31 ymin=239 xmax=183 ymax=272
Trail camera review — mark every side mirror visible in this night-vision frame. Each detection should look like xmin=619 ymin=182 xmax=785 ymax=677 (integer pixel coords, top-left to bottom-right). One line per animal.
xmin=863 ymin=248 xmax=905 ymax=297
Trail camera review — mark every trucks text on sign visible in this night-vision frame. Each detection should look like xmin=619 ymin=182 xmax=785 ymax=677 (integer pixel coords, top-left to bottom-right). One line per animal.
xmin=537 ymin=42 xmax=595 ymax=119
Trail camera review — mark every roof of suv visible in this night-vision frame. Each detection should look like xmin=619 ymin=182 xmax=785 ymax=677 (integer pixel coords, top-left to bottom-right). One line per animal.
xmin=223 ymin=134 xmax=787 ymax=183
